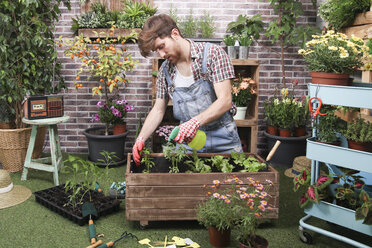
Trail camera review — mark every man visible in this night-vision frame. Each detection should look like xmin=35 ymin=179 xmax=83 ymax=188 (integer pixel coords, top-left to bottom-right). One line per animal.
xmin=133 ymin=14 xmax=242 ymax=165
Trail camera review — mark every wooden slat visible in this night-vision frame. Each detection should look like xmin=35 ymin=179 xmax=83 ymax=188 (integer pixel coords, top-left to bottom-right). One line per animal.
xmin=126 ymin=197 xmax=205 ymax=209
xmin=342 ymin=23 xmax=372 ymax=39
xmin=349 ymin=11 xmax=372 ymax=26
xmin=78 ymin=28 xmax=141 ymax=38
xmin=81 ymin=0 xmax=153 ymax=13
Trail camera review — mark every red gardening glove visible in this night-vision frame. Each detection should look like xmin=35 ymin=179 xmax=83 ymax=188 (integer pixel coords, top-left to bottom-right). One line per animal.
xmin=174 ymin=118 xmax=201 ymax=144
xmin=132 ymin=137 xmax=145 ymax=166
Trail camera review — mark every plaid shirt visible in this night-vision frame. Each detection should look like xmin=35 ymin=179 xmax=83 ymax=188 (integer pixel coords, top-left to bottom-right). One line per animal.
xmin=156 ymin=39 xmax=235 ymax=100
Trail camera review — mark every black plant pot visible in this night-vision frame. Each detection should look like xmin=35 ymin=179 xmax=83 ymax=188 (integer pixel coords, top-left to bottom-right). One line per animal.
xmin=83 ymin=126 xmax=128 ymax=167
xmin=264 ymin=131 xmax=310 ymax=168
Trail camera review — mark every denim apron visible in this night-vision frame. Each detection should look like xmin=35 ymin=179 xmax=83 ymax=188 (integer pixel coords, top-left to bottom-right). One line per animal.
xmin=163 ymin=43 xmax=242 ymax=153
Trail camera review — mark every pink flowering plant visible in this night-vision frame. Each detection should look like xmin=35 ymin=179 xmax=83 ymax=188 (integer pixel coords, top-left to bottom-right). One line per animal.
xmin=196 ymin=176 xmax=274 ymax=246
xmin=155 ymin=125 xmax=176 ymax=145
xmin=93 ymin=99 xmax=134 ymax=135
xmin=231 ymin=76 xmax=257 ymax=107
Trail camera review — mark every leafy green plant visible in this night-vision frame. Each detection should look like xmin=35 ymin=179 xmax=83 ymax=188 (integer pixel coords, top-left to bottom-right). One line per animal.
xmin=315 ymin=106 xmax=346 ymax=144
xmin=0 ymin=0 xmax=70 ymax=128
xmin=116 ymin=0 xmax=157 ymax=29
xmin=198 ymin=10 xmax=216 ymax=38
xmin=227 ymin=14 xmax=264 ymax=45
xmin=231 ymin=151 xmax=266 ymax=172
xmin=185 ymin=149 xmax=211 ymax=173
xmin=318 ymin=0 xmax=370 ymax=31
xmin=179 ymin=9 xmax=198 ymax=38
xmin=78 ymin=2 xmax=113 ymax=29
xmin=168 ymin=4 xmax=180 ymax=27
xmin=163 ymin=143 xmax=188 ymax=173
xmin=208 ymin=155 xmax=233 ymax=173
xmin=355 ymin=190 xmax=372 ymax=225
xmin=341 ymin=117 xmax=372 ymax=143
xmin=223 ymin=34 xmax=237 ymax=46
xmin=140 ymin=147 xmax=155 ymax=173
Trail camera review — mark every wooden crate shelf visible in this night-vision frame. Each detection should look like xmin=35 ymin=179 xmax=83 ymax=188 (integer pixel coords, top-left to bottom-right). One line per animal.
xmin=151 ymin=58 xmax=259 ymax=153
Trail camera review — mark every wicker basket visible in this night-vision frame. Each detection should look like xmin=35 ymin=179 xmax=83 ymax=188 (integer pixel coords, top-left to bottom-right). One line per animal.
xmin=0 ymin=126 xmax=46 ymax=172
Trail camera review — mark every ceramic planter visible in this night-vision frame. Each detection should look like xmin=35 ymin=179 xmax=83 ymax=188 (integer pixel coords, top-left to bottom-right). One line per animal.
xmin=125 ymin=153 xmax=280 ymax=227
xmin=208 ymin=226 xmax=231 ymax=247
xmin=234 ymin=106 xmax=247 ymax=120
xmin=347 ymin=139 xmax=372 ymax=153
xmin=112 ymin=123 xmax=127 ymax=135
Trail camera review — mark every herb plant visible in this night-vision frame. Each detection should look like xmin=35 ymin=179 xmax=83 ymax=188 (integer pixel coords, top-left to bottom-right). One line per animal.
xmin=163 ymin=143 xmax=188 ymax=173
xmin=185 ymin=149 xmax=211 ymax=173
xmin=179 ymin=9 xmax=198 ymax=38
xmin=231 ymin=151 xmax=266 ymax=172
xmin=341 ymin=117 xmax=372 ymax=143
xmin=223 ymin=34 xmax=237 ymax=46
xmin=198 ymin=10 xmax=216 ymax=38
xmin=140 ymin=147 xmax=155 ymax=173
xmin=208 ymin=155 xmax=233 ymax=173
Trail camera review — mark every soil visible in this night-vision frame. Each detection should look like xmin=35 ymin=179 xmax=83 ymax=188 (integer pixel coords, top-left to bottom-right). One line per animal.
xmin=34 ymin=185 xmax=121 ymax=225
xmin=131 ymin=154 xmax=268 ymax=173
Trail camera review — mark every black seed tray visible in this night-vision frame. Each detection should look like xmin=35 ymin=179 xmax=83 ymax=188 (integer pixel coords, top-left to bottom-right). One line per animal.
xmin=34 ymin=184 xmax=121 ymax=226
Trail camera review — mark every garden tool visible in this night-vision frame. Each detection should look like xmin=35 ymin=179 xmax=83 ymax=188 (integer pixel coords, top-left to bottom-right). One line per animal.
xmin=97 ymin=231 xmax=138 ymax=248
xmin=168 ymin=126 xmax=206 ymax=150
xmin=86 ymin=240 xmax=103 ymax=248
xmin=265 ymin=140 xmax=281 ymax=167
xmin=138 ymin=238 xmax=154 ymax=247
xmin=95 ymin=182 xmax=103 ymax=193
xmin=82 ymin=202 xmax=99 ymax=245
xmin=308 ymin=97 xmax=328 ymax=118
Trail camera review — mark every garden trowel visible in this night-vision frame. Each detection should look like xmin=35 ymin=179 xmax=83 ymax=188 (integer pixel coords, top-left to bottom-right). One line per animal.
xmin=265 ymin=140 xmax=281 ymax=168
xmin=82 ymin=202 xmax=99 ymax=245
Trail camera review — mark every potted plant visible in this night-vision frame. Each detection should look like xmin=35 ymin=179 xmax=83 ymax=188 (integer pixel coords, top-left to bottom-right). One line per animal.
xmin=155 ymin=125 xmax=176 ymax=152
xmin=315 ymin=106 xmax=346 ymax=145
xmin=293 ymin=167 xmax=372 ymax=225
xmin=196 ymin=180 xmax=236 ymax=247
xmin=298 ymin=30 xmax=367 ymax=85
xmin=0 ymin=0 xmax=69 ymax=172
xmin=59 ymin=26 xmax=138 ymax=166
xmin=223 ymin=34 xmax=238 ymax=59
xmin=341 ymin=117 xmax=372 ymax=152
xmin=227 ymin=14 xmax=264 ymax=60
xmin=318 ymin=0 xmax=370 ymax=31
xmin=231 ymin=76 xmax=257 ymax=120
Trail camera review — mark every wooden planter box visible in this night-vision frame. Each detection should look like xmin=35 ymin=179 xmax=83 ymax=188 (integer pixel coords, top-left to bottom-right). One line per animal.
xmin=125 ymin=153 xmax=280 ymax=227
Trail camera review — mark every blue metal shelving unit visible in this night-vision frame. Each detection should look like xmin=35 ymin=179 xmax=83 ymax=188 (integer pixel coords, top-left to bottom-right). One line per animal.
xmin=299 ymin=84 xmax=372 ymax=247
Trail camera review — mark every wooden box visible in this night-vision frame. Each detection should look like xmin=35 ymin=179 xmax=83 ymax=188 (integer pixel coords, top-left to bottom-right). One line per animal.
xmin=125 ymin=153 xmax=279 ymax=227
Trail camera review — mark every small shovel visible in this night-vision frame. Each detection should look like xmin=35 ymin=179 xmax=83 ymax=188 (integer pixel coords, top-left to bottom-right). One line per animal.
xmin=265 ymin=140 xmax=281 ymax=167
xmin=82 ymin=202 xmax=99 ymax=245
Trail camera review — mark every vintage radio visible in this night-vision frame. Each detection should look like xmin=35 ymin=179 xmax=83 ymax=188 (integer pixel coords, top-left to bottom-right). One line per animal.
xmin=24 ymin=95 xmax=64 ymax=120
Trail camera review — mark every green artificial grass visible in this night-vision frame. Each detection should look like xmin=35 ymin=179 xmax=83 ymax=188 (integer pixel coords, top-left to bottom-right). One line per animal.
xmin=1 ymin=154 xmax=371 ymax=248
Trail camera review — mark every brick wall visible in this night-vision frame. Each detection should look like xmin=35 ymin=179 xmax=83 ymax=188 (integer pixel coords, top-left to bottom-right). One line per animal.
xmin=53 ymin=0 xmax=317 ymax=155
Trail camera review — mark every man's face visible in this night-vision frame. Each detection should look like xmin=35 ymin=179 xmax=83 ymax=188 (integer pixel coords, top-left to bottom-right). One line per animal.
xmin=153 ymin=35 xmax=179 ymax=63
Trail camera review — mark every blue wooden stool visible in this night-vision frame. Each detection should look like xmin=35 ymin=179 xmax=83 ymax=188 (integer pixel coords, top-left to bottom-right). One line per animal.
xmin=21 ymin=116 xmax=69 ymax=185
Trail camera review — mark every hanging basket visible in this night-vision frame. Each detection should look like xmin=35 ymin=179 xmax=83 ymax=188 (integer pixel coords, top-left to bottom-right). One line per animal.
xmin=0 ymin=126 xmax=46 ymax=172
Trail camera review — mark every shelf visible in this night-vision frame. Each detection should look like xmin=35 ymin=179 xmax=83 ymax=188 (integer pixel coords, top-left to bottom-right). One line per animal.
xmin=304 ymin=201 xmax=372 ymax=236
xmin=308 ymin=83 xmax=372 ymax=109
xmin=77 ymin=28 xmax=141 ymax=38
xmin=234 ymin=118 xmax=258 ymax=127
xmin=306 ymin=137 xmax=372 ymax=174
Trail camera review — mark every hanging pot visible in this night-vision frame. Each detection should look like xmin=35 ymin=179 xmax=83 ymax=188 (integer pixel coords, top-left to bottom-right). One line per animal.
xmin=239 ymin=235 xmax=269 ymax=248
xmin=208 ymin=226 xmax=231 ymax=247
xmin=233 ymin=107 xmax=247 ymax=120
xmin=112 ymin=123 xmax=127 ymax=135
xmin=310 ymin=72 xmax=350 ymax=86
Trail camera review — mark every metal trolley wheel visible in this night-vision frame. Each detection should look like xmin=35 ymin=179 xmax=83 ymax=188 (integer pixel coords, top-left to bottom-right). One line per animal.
xmin=299 ymin=226 xmax=313 ymax=244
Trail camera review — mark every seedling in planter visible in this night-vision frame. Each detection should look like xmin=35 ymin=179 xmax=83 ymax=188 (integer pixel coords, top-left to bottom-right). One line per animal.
xmin=231 ymin=151 xmax=266 ymax=172
xmin=185 ymin=149 xmax=211 ymax=173
xmin=141 ymin=147 xmax=155 ymax=173
xmin=97 ymin=151 xmax=118 ymax=194
xmin=208 ymin=155 xmax=233 ymax=173
xmin=163 ymin=143 xmax=188 ymax=173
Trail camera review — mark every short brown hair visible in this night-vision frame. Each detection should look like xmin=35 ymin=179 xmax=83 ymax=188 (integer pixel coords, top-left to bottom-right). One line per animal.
xmin=138 ymin=14 xmax=181 ymax=57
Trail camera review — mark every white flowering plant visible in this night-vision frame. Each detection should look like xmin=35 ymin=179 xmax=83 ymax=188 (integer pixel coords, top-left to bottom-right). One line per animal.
xmin=196 ymin=176 xmax=274 ymax=246
xmin=231 ymin=76 xmax=257 ymax=107
xmin=264 ymin=81 xmax=308 ymax=130
xmin=298 ymin=30 xmax=368 ymax=74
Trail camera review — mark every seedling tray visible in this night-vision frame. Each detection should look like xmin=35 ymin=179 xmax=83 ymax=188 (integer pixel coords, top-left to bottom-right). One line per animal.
xmin=34 ymin=184 xmax=121 ymax=225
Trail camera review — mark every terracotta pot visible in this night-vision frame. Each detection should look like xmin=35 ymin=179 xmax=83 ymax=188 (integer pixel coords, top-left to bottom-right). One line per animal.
xmin=279 ymin=128 xmax=291 ymax=137
xmin=266 ymin=125 xmax=278 ymax=136
xmin=294 ymin=127 xmax=306 ymax=137
xmin=113 ymin=123 xmax=127 ymax=135
xmin=239 ymin=235 xmax=269 ymax=248
xmin=310 ymin=71 xmax=350 ymax=86
xmin=347 ymin=139 xmax=372 ymax=152
xmin=208 ymin=226 xmax=231 ymax=247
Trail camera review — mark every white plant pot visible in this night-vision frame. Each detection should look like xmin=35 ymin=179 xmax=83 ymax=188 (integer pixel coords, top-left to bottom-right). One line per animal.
xmin=233 ymin=107 xmax=247 ymax=120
